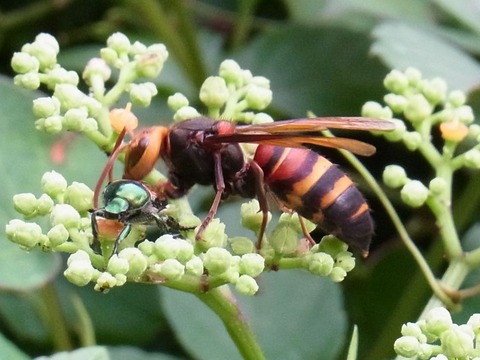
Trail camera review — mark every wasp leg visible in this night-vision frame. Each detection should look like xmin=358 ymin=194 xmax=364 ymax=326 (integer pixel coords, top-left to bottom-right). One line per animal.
xmin=247 ymin=160 xmax=270 ymax=250
xmin=195 ymin=151 xmax=225 ymax=240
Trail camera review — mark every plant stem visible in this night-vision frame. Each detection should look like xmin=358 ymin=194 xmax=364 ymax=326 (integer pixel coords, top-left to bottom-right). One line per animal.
xmin=196 ymin=287 xmax=266 ymax=360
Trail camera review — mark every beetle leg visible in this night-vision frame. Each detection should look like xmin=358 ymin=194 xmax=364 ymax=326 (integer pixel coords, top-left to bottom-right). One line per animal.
xmin=112 ymin=223 xmax=131 ymax=255
xmin=90 ymin=211 xmax=102 ymax=254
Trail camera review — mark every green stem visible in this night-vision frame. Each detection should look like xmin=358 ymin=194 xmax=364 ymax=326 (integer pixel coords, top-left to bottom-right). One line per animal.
xmin=323 ymin=130 xmax=454 ymax=307
xmin=196 ymin=287 xmax=266 ymax=360
xmin=129 ymin=0 xmax=207 ymax=89
xmin=230 ymin=0 xmax=259 ymax=50
xmin=37 ymin=283 xmax=73 ymax=350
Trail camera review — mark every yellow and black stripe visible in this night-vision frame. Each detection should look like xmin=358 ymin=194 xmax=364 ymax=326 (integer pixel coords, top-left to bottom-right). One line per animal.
xmin=254 ymin=144 xmax=373 ymax=253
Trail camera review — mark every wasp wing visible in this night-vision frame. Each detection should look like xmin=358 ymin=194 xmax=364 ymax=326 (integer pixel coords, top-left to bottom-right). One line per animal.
xmin=207 ymin=134 xmax=376 ymax=156
xmin=235 ymin=117 xmax=395 ymax=134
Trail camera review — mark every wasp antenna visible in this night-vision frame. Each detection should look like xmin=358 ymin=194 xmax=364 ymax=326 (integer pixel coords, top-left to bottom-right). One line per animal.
xmin=94 ymin=127 xmax=128 ymax=208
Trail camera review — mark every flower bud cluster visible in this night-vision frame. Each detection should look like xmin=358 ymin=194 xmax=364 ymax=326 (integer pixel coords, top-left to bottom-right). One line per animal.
xmin=12 ymin=32 xmax=168 ymax=139
xmin=169 ymin=59 xmax=273 ymax=124
xmin=6 ymin=171 xmax=93 ymax=251
xmin=394 ymin=307 xmax=480 ymax=359
xmin=362 ymin=68 xmax=477 ymax=152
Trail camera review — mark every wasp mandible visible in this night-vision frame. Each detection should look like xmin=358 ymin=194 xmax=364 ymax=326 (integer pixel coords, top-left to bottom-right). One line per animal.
xmin=97 ymin=116 xmax=395 ymax=255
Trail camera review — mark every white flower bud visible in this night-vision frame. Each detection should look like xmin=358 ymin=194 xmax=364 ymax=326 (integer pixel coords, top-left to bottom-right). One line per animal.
xmin=384 ymin=69 xmax=409 ymax=94
xmin=107 ymin=32 xmax=131 ymax=54
xmin=203 ymin=247 xmax=233 ymax=275
xmin=401 ymin=180 xmax=429 ymax=208
xmin=50 ymin=204 xmax=81 ymax=229
xmin=308 ymin=252 xmax=334 ymax=276
xmin=11 ymin=52 xmax=40 ymax=74
xmin=235 ymin=275 xmax=259 ymax=295
xmin=5 ymin=219 xmax=45 ymax=248
xmin=64 ymin=250 xmax=95 ymax=286
xmin=199 ymin=76 xmax=229 ymax=108
xmin=383 ymin=165 xmax=408 ymax=189
xmin=118 ymin=248 xmax=147 ymax=276
xmin=41 ymin=171 xmax=67 ymax=198
xmin=239 ymin=253 xmax=264 ymax=277
xmin=167 ymin=92 xmax=189 ymax=111
xmin=32 ymin=97 xmax=60 ymax=118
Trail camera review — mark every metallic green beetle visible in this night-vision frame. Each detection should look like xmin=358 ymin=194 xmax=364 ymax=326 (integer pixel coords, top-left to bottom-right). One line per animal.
xmin=90 ymin=180 xmax=183 ymax=255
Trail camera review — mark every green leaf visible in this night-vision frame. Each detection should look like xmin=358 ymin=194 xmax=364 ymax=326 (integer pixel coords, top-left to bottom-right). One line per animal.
xmin=106 ymin=346 xmax=184 ymax=360
xmin=236 ymin=25 xmax=386 ymax=118
xmin=161 ymin=270 xmax=347 ymax=360
xmin=35 ymin=346 xmax=108 ymax=360
xmin=0 ymin=76 xmax=62 ymax=291
xmin=0 ymin=332 xmax=30 ymax=360
xmin=371 ymin=22 xmax=480 ymax=92
xmin=431 ymin=0 xmax=480 ymax=35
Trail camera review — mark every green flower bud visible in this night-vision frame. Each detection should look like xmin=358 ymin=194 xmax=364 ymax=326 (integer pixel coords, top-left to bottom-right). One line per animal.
xmin=107 ymin=32 xmax=131 ymax=54
xmin=47 ymin=67 xmax=79 ymax=88
xmin=441 ymin=324 xmax=474 ymax=358
xmin=94 ymin=272 xmax=118 ymax=291
xmin=47 ymin=224 xmax=69 ymax=247
xmin=54 ymin=84 xmax=86 ymax=111
xmin=239 ymin=253 xmax=264 ymax=277
xmin=82 ymin=118 xmax=98 ymax=133
xmin=185 ymin=256 xmax=204 ymax=276
xmin=417 ymin=344 xmax=433 ymax=359
xmin=235 ymin=275 xmax=259 ymax=296
xmin=100 ymin=47 xmax=119 ymax=65
xmin=383 ymin=93 xmax=407 ymax=113
xmin=14 ymin=73 xmax=40 ymax=90
xmin=82 ymin=58 xmax=111 ymax=83
xmin=468 ymin=124 xmax=480 ymax=139
xmin=11 ymin=52 xmax=40 ymax=74
xmin=383 ymin=165 xmax=408 ymax=189
xmin=50 ymin=204 xmax=81 ymax=229
xmin=229 ymin=236 xmax=256 ymax=255
xmin=114 ymin=273 xmax=127 ymax=287
xmin=329 ymin=266 xmax=347 ymax=282
xmin=135 ymin=44 xmax=169 ymax=78
xmin=107 ymin=255 xmax=130 ymax=275
xmin=63 ymin=108 xmax=88 ymax=131
xmin=393 ymin=336 xmax=420 ymax=357
xmin=424 ymin=307 xmax=452 ymax=336
xmin=244 ymin=84 xmax=272 ymax=110
xmin=335 ymin=251 xmax=355 ymax=272
xmin=252 ymin=112 xmax=274 ymax=125
xmin=13 ymin=193 xmax=38 ymax=217
xmin=200 ymin=76 xmax=229 ymax=108
xmin=36 ymin=194 xmax=54 ymax=216
xmin=64 ymin=250 xmax=95 ymax=286
xmin=447 ymin=90 xmax=466 ymax=107
xmin=196 ymin=219 xmax=227 ymax=249
xmin=168 ymin=92 xmax=189 ymax=111
xmin=32 ymin=96 xmax=60 ymax=118
xmin=41 ymin=171 xmax=67 ymax=198
xmin=154 ymin=234 xmax=181 ymax=260
xmin=241 ymin=69 xmax=253 ymax=85
xmin=203 ymin=247 xmax=233 ymax=275
xmin=420 ymin=77 xmax=447 ymax=105
xmin=173 ymin=106 xmax=202 ymax=122
xmin=383 ymin=119 xmax=406 ymax=142
xmin=430 ymin=355 xmax=448 ymax=360
xmin=118 ymin=248 xmax=147 ymax=276
xmin=21 ymin=37 xmax=58 ymax=71
xmin=456 ymin=105 xmax=475 ymax=124
xmin=268 ymin=221 xmax=298 ymax=255
xmin=129 ymin=82 xmax=157 ymax=107
xmin=429 ymin=177 xmax=447 ymax=195
xmin=361 ymin=101 xmax=393 ymax=119
xmin=131 ymin=41 xmax=147 ymax=55
xmin=176 ymin=240 xmax=195 ymax=263
xmin=5 ymin=219 xmax=45 ymax=248
xmin=64 ymin=182 xmax=94 ymax=212
xmin=42 ymin=115 xmax=63 ymax=134
xmin=404 ymin=67 xmax=422 ymax=86
xmin=241 ymin=200 xmax=270 ymax=233
xmin=138 ymin=240 xmax=155 ymax=256
xmin=401 ymin=180 xmax=429 ymax=208
xmin=401 ymin=322 xmax=426 ymax=341
xmin=467 ymin=314 xmax=480 ymax=334
xmin=404 ymin=94 xmax=433 ymax=123
xmin=219 ymin=59 xmax=244 ymax=86
xmin=403 ymin=131 xmax=422 ymax=151
xmin=384 ymin=69 xmax=409 ymax=94
xmin=308 ymin=252 xmax=334 ymax=276
xmin=316 ymin=235 xmax=349 ymax=257
xmin=157 ymin=259 xmax=185 ymax=281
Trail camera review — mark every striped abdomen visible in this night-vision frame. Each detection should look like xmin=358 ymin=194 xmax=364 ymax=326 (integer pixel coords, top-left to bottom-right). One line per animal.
xmin=253 ymin=144 xmax=373 ymax=253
